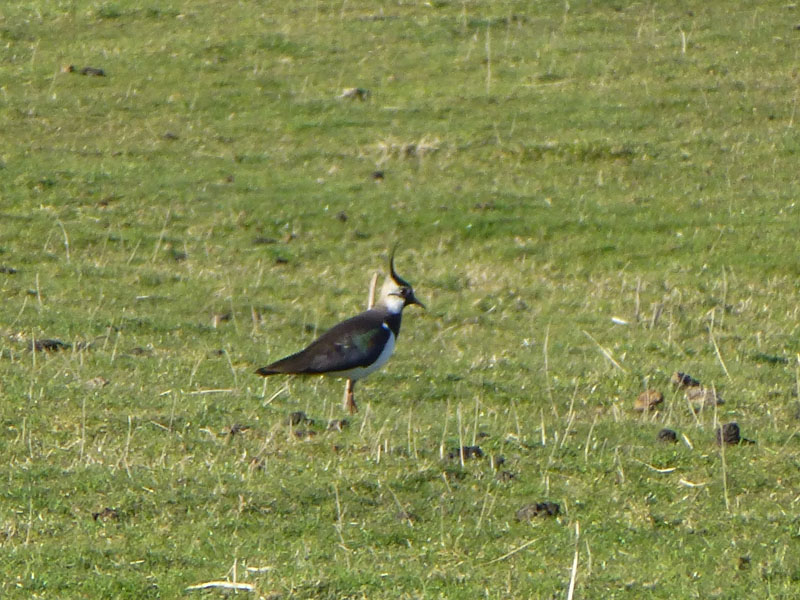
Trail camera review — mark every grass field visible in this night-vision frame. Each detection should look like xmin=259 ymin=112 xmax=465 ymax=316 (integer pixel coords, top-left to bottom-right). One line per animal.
xmin=2 ymin=0 xmax=800 ymax=597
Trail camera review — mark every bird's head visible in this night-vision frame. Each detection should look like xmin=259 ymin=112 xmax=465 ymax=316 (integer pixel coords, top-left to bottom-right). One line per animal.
xmin=379 ymin=248 xmax=425 ymax=314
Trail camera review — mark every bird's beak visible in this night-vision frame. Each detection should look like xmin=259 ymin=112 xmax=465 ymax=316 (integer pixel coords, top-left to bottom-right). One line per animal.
xmin=407 ymin=291 xmax=426 ymax=310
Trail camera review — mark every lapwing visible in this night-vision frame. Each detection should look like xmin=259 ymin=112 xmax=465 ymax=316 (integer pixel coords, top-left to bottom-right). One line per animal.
xmin=255 ymin=249 xmax=424 ymax=413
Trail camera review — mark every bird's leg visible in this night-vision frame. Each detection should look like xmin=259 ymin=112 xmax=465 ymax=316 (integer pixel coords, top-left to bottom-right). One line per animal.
xmin=341 ymin=274 xmax=375 ymax=414
xmin=344 ymin=379 xmax=358 ymax=414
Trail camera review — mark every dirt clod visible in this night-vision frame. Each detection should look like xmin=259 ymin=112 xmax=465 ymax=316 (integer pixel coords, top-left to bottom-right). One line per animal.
xmin=496 ymin=470 xmax=516 ymax=482
xmin=448 ymin=446 xmax=484 ymax=460
xmin=86 ymin=376 xmax=110 ymax=389
xmin=227 ymin=423 xmax=250 ymax=436
xmin=716 ymin=422 xmax=754 ymax=445
xmin=516 ymin=502 xmax=560 ymax=521
xmin=635 ymin=389 xmax=664 ymax=412
xmin=92 ymin=507 xmax=119 ymax=521
xmin=286 ymin=411 xmax=310 ymax=426
xmin=31 ymin=339 xmax=70 ymax=352
xmin=657 ymin=428 xmax=678 ymax=443
xmin=327 ymin=419 xmax=349 ymax=432
xmin=686 ymin=386 xmax=724 ymax=408
xmin=671 ymin=371 xmax=700 ymax=388
xmin=340 ymin=87 xmax=369 ymax=100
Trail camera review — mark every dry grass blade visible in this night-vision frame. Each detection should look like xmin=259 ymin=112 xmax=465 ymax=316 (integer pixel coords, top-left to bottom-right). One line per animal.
xmin=581 ymin=330 xmax=627 ymax=373
xmin=633 ymin=459 xmax=677 ymax=473
xmin=567 ymin=522 xmax=580 ymax=600
xmin=185 ymin=581 xmax=255 ymax=592
xmin=679 ymin=479 xmax=708 ymax=488
xmin=485 ymin=538 xmax=540 ymax=565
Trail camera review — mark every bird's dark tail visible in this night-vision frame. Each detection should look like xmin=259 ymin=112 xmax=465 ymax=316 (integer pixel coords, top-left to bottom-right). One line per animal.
xmin=255 ymin=366 xmax=280 ymax=377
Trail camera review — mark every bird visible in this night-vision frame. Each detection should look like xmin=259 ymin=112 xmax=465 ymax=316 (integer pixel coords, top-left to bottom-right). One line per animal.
xmin=255 ymin=249 xmax=424 ymax=414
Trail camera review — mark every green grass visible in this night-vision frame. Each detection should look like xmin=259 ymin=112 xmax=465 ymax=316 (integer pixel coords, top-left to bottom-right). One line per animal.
xmin=2 ymin=0 xmax=800 ymax=597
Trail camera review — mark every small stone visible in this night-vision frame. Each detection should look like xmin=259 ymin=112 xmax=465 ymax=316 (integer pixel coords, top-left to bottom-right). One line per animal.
xmin=634 ymin=389 xmax=664 ymax=412
xmin=671 ymin=371 xmax=700 ymax=388
xmin=448 ymin=446 xmax=484 ymax=460
xmin=516 ymin=502 xmax=560 ymax=521
xmin=686 ymin=386 xmax=724 ymax=408
xmin=657 ymin=428 xmax=678 ymax=443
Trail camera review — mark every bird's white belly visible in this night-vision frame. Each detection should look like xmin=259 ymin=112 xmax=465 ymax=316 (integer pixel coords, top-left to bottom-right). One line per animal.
xmin=335 ymin=327 xmax=396 ymax=381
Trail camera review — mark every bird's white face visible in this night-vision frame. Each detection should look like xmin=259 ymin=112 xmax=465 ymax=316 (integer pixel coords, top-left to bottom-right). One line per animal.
xmin=379 ymin=277 xmax=407 ymax=314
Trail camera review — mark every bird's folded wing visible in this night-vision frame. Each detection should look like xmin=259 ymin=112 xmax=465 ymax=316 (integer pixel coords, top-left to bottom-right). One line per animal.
xmin=263 ymin=311 xmax=390 ymax=375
